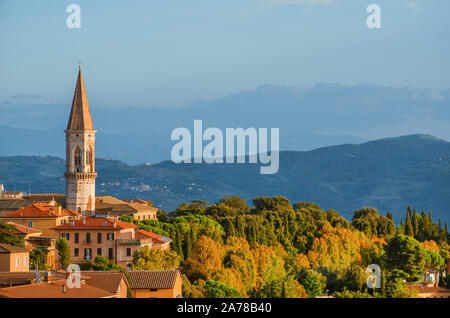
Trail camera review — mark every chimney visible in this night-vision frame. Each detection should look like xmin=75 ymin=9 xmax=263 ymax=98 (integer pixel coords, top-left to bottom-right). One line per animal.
xmin=44 ymin=271 xmax=52 ymax=283
xmin=62 ymin=284 xmax=67 ymax=294
xmin=113 ymin=221 xmax=117 ymax=228
xmin=82 ymin=218 xmax=86 ymax=225
xmin=58 ymin=206 xmax=62 ymax=215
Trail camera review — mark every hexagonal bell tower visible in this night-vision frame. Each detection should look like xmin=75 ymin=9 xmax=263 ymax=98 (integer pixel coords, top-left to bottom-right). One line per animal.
xmin=65 ymin=66 xmax=97 ymax=215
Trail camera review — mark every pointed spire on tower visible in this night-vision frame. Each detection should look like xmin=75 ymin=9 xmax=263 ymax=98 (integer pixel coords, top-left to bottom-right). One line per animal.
xmin=67 ymin=66 xmax=94 ymax=130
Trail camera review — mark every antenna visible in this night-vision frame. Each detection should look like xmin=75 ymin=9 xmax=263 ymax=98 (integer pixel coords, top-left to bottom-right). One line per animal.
xmin=29 ymin=181 xmax=31 ymax=195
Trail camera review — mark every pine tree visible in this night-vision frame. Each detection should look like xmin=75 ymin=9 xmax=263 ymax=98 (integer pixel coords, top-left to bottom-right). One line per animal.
xmin=445 ymin=221 xmax=448 ymax=236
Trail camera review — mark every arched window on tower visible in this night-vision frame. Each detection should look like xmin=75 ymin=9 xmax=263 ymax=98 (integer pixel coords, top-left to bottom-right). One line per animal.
xmin=74 ymin=147 xmax=82 ymax=172
xmin=85 ymin=147 xmax=92 ymax=172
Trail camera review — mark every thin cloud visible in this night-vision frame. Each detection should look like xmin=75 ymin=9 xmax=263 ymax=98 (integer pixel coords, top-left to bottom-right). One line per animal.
xmin=11 ymin=93 xmax=45 ymax=99
xmin=233 ymin=0 xmax=335 ymax=15
xmin=263 ymin=0 xmax=335 ymax=9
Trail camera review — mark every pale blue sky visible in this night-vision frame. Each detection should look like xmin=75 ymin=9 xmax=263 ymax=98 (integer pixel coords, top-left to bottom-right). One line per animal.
xmin=1 ymin=0 xmax=450 ymax=106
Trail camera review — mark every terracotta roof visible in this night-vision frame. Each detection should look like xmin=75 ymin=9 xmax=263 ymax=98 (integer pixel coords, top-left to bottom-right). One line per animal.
xmin=27 ymin=194 xmax=65 ymax=198
xmin=96 ymin=196 xmax=158 ymax=214
xmin=96 ymin=196 xmax=126 ymax=205
xmin=0 ymin=202 xmax=78 ymax=219
xmin=0 ymin=243 xmax=29 ymax=254
xmin=408 ymin=285 xmax=450 ymax=297
xmin=54 ymin=216 xmax=138 ymax=230
xmin=0 ymin=279 xmax=116 ymax=298
xmin=135 ymin=229 xmax=172 ymax=244
xmin=0 ymin=271 xmax=66 ymax=285
xmin=67 ymin=68 xmax=94 ymax=131
xmin=6 ymin=222 xmax=42 ymax=236
xmin=0 ymin=272 xmax=37 ymax=286
xmin=80 ymin=271 xmax=129 ymax=293
xmin=127 ymin=270 xmax=180 ymax=289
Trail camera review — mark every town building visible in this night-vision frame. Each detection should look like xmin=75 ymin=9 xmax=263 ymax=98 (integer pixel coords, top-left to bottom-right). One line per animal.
xmin=127 ymin=270 xmax=182 ymax=298
xmin=0 ymin=243 xmax=30 ymax=272
xmin=96 ymin=196 xmax=158 ymax=221
xmin=80 ymin=271 xmax=129 ymax=298
xmin=0 ymin=201 xmax=80 ymax=237
xmin=135 ymin=229 xmax=171 ymax=250
xmin=65 ymin=67 xmax=97 ymax=215
xmin=4 ymin=221 xmax=42 ymax=241
xmin=53 ymin=215 xmax=170 ymax=268
xmin=0 ymin=271 xmax=37 ymax=287
xmin=2 ymin=222 xmax=56 ymax=269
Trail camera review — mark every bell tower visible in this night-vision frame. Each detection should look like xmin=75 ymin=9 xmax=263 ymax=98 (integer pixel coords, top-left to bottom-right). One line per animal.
xmin=65 ymin=66 xmax=97 ymax=215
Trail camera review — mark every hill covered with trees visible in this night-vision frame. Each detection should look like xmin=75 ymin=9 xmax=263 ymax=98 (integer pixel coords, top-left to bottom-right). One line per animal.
xmin=1 ymin=134 xmax=450 ymax=222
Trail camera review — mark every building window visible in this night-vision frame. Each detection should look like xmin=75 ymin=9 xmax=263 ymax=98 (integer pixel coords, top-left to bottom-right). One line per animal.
xmin=97 ymin=248 xmax=102 ymax=256
xmin=27 ymin=221 xmax=33 ymax=228
xmin=107 ymin=233 xmax=114 ymax=241
xmin=16 ymin=257 xmax=20 ymax=267
xmin=74 ymin=248 xmax=79 ymax=257
xmin=86 ymin=233 xmax=91 ymax=244
xmin=62 ymin=233 xmax=70 ymax=241
xmin=150 ymin=289 xmax=157 ymax=292
xmin=84 ymin=248 xmax=92 ymax=260
xmin=86 ymin=147 xmax=92 ymax=172
xmin=108 ymin=248 xmax=113 ymax=260
xmin=126 ymin=248 xmax=131 ymax=257
xmin=97 ymin=233 xmax=102 ymax=244
xmin=24 ymin=256 xmax=28 ymax=267
xmin=75 ymin=233 xmax=79 ymax=244
xmin=75 ymin=147 xmax=82 ymax=166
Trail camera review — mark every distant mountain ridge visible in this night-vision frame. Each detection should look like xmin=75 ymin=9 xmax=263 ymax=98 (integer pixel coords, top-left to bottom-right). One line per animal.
xmin=1 ymin=83 xmax=449 ymax=164
xmin=0 ymin=134 xmax=449 ymax=223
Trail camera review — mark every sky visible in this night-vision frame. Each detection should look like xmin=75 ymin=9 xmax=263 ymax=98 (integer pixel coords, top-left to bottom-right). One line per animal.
xmin=1 ymin=0 xmax=450 ymax=107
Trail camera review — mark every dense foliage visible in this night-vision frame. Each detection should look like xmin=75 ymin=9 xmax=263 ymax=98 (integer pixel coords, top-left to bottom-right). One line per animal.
xmin=121 ymin=195 xmax=449 ymax=298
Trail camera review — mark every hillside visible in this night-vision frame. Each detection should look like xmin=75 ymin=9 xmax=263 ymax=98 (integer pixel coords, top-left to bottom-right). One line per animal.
xmin=0 ymin=134 xmax=449 ymax=222
xmin=1 ymin=83 xmax=450 ymax=164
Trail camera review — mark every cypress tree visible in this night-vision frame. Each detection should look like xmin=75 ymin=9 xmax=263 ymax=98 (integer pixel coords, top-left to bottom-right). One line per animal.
xmin=445 ymin=221 xmax=448 ymax=235
xmin=386 ymin=211 xmax=393 ymax=220
xmin=412 ymin=209 xmax=419 ymax=236
xmin=175 ymin=231 xmax=183 ymax=261
xmin=405 ymin=210 xmax=414 ymax=237
xmin=185 ymin=229 xmax=193 ymax=259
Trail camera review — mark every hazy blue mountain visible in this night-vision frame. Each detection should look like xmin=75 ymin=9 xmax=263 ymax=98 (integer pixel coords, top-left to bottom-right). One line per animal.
xmin=1 ymin=83 xmax=449 ymax=164
xmin=1 ymin=134 xmax=449 ymax=223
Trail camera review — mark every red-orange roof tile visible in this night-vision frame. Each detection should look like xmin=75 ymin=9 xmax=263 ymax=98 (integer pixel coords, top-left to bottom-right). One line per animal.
xmin=54 ymin=216 xmax=138 ymax=230
xmin=136 ymin=229 xmax=172 ymax=244
xmin=6 ymin=222 xmax=42 ymax=236
xmin=0 ymin=203 xmax=79 ymax=219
